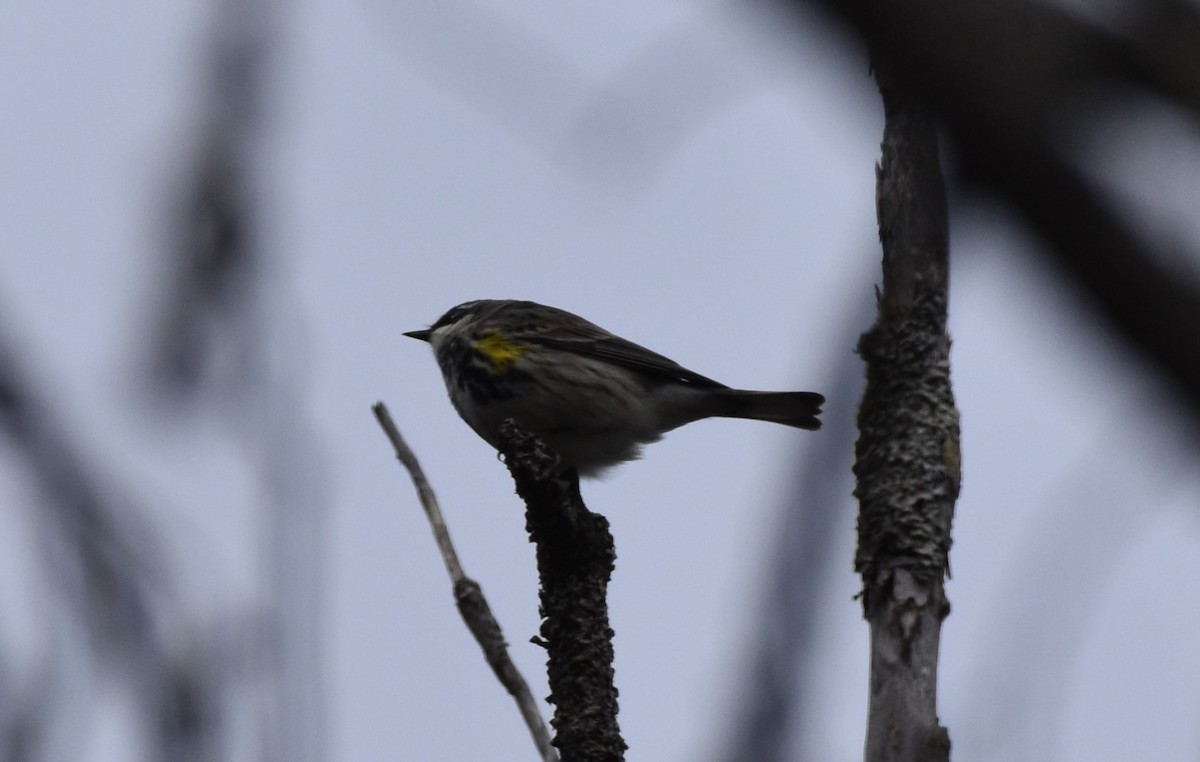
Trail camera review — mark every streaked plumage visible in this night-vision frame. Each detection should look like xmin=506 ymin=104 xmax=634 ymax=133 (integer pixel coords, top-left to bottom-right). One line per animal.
xmin=405 ymin=300 xmax=823 ymax=477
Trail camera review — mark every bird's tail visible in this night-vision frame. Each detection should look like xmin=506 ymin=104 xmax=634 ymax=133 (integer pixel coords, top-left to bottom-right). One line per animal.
xmin=712 ymin=390 xmax=825 ymax=430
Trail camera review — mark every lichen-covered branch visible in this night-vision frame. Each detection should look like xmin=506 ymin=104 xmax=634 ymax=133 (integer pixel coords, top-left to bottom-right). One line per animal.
xmin=853 ymin=42 xmax=961 ymax=762
xmin=497 ymin=420 xmax=626 ymax=762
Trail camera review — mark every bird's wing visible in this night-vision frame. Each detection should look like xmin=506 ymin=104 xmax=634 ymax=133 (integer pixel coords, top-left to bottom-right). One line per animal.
xmin=529 ymin=328 xmax=728 ymax=388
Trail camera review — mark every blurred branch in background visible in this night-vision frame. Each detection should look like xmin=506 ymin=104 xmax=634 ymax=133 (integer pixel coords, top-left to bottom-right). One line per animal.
xmin=0 ymin=326 xmax=231 ymax=760
xmin=151 ymin=1 xmax=270 ymax=399
xmin=774 ymin=0 xmax=1200 ymax=425
xmin=151 ymin=0 xmax=329 ymax=759
xmin=1 ymin=0 xmax=324 ymax=756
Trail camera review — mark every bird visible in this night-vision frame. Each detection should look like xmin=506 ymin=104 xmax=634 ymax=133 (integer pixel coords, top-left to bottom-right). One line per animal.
xmin=404 ymin=299 xmax=823 ymax=477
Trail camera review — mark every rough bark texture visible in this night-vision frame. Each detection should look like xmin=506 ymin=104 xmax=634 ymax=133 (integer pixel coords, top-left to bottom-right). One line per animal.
xmin=498 ymin=420 xmax=626 ymax=762
xmin=853 ymin=48 xmax=961 ymax=762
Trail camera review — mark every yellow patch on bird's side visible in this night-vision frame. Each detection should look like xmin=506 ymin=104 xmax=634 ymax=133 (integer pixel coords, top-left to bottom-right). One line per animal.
xmin=474 ymin=330 xmax=526 ymax=370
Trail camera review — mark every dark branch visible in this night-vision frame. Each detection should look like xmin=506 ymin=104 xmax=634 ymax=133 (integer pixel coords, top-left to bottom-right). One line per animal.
xmin=497 ymin=420 xmax=626 ymax=762
xmin=852 ymin=18 xmax=960 ymax=762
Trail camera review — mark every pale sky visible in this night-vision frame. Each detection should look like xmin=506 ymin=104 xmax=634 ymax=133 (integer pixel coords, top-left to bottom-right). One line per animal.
xmin=1 ymin=1 xmax=1199 ymax=760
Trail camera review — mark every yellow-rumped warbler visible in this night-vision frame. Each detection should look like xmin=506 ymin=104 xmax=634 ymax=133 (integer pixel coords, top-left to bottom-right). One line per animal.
xmin=405 ymin=300 xmax=824 ymax=477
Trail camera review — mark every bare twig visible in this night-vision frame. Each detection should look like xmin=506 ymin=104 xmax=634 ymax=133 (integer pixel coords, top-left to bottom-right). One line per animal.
xmin=371 ymin=403 xmax=558 ymax=762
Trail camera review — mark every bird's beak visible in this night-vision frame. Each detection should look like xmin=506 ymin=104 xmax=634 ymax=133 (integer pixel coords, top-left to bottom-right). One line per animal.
xmin=403 ymin=328 xmax=433 ymax=342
